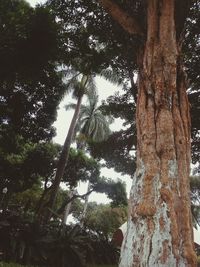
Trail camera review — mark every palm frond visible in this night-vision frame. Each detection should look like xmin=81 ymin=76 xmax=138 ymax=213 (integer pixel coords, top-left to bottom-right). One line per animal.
xmin=65 ymin=102 xmax=77 ymax=111
xmin=85 ymin=76 xmax=98 ymax=101
xmin=63 ymin=72 xmax=113 ymax=145
xmin=64 ymin=75 xmax=79 ymax=93
xmin=99 ymin=68 xmax=123 ymax=85
xmin=60 ymin=66 xmax=80 ymax=79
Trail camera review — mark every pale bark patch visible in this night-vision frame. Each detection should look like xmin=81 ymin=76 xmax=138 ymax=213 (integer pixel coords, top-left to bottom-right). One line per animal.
xmin=119 ymin=158 xmax=195 ymax=266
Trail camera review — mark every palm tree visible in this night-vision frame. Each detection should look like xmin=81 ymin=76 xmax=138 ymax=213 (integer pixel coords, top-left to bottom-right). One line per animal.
xmin=77 ymin=94 xmax=112 ymax=143
xmin=62 ymin=94 xmax=113 ymax=226
xmin=40 ymin=73 xmax=96 ymax=223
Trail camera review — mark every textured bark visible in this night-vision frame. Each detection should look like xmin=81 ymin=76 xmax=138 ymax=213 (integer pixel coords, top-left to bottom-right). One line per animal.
xmin=119 ymin=0 xmax=196 ymax=266
xmin=98 ymin=0 xmax=143 ymax=35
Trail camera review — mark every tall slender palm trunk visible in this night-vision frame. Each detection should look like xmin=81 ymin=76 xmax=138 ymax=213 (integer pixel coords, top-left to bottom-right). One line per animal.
xmin=119 ymin=1 xmax=196 ymax=266
xmin=42 ymin=95 xmax=83 ymax=223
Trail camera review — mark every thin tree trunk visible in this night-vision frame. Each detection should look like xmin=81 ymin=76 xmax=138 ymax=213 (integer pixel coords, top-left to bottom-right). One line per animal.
xmin=80 ymin=181 xmax=91 ymax=227
xmin=62 ymin=188 xmax=76 ymax=225
xmin=35 ymin=184 xmax=51 ymax=218
xmin=120 ymin=1 xmax=196 ymax=266
xmin=42 ymin=94 xmax=83 ymax=223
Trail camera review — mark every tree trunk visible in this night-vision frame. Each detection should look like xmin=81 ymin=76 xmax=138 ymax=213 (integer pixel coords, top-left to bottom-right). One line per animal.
xmin=42 ymin=94 xmax=83 ymax=223
xmin=120 ymin=1 xmax=196 ymax=266
xmin=62 ymin=188 xmax=76 ymax=225
xmin=80 ymin=181 xmax=91 ymax=227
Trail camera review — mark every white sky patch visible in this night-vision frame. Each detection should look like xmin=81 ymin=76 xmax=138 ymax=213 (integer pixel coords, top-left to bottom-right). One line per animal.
xmin=27 ymin=0 xmax=46 ymax=6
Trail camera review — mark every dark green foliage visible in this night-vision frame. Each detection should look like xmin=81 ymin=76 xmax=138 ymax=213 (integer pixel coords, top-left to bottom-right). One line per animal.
xmin=56 ymin=175 xmax=127 ymax=218
xmin=0 ymin=263 xmax=38 ymax=267
xmin=63 ymin=148 xmax=100 ymax=187
xmin=8 ymin=143 xmax=127 ymax=222
xmin=89 ymin=129 xmax=136 ymax=176
xmin=87 ymin=203 xmax=127 ymax=239
xmin=87 ymin=237 xmax=119 ymax=266
xmin=190 ymin=176 xmax=200 ymax=225
xmin=0 ymin=0 xmax=66 ymax=142
xmin=34 ymin=148 xmax=101 ymax=220
xmin=46 ymin=0 xmax=140 ymax=78
xmin=189 ymin=91 xmax=200 ymax=171
xmin=0 ymin=0 xmax=60 ymax=78
xmin=40 ymin=225 xmax=90 ymax=267
xmin=0 ymin=208 xmax=118 ymax=267
xmin=59 ymin=182 xmax=127 ymax=224
xmin=23 ymin=143 xmax=60 ymax=182
xmin=10 ymin=185 xmax=43 ymax=220
xmin=184 ymin=1 xmax=200 ymax=92
xmin=183 ymin=2 xmax=200 ymax=171
xmin=0 ymin=209 xmax=85 ymax=266
xmin=93 ymin=178 xmax=127 ymax=207
xmin=0 ymin=139 xmax=59 ymax=201
xmin=101 ymin=87 xmax=136 ymax=123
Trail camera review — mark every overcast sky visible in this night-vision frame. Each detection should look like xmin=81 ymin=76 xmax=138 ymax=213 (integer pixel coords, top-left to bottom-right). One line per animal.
xmin=27 ymin=0 xmax=45 ymax=6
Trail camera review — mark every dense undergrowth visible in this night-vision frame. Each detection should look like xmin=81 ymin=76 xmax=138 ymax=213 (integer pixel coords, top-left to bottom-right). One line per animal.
xmin=0 ymin=210 xmax=119 ymax=267
xmin=0 ymin=263 xmax=117 ymax=267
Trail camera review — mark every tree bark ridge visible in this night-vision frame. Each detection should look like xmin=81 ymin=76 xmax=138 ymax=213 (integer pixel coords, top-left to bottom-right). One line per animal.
xmin=98 ymin=0 xmax=143 ymax=35
xmin=119 ymin=0 xmax=196 ymax=266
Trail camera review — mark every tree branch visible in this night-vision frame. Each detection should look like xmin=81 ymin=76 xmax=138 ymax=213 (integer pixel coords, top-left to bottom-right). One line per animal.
xmin=57 ymin=189 xmax=94 ymax=214
xmin=98 ymin=0 xmax=143 ymax=35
